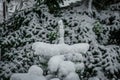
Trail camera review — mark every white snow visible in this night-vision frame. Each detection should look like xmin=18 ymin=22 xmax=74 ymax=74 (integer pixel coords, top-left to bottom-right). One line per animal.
xmin=75 ymin=62 xmax=85 ymax=71
xmin=88 ymin=77 xmax=100 ymax=80
xmin=88 ymin=0 xmax=93 ymax=15
xmin=58 ymin=20 xmax=65 ymax=44
xmin=32 ymin=42 xmax=89 ymax=58
xmin=48 ymin=55 xmax=65 ymax=73
xmin=70 ymin=43 xmax=90 ymax=54
xmin=50 ymin=78 xmax=60 ymax=80
xmin=32 ymin=42 xmax=60 ymax=59
xmin=45 ymin=74 xmax=55 ymax=80
xmin=63 ymin=72 xmax=80 ymax=80
xmin=10 ymin=73 xmax=46 ymax=80
xmin=48 ymin=53 xmax=85 ymax=78
xmin=58 ymin=61 xmax=75 ymax=78
xmin=57 ymin=44 xmax=71 ymax=55
xmin=10 ymin=65 xmax=46 ymax=80
xmin=59 ymin=0 xmax=82 ymax=7
xmin=28 ymin=65 xmax=43 ymax=76
xmin=64 ymin=53 xmax=84 ymax=62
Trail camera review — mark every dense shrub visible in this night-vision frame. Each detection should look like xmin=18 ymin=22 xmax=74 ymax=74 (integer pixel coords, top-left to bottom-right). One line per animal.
xmin=0 ymin=1 xmax=120 ymax=80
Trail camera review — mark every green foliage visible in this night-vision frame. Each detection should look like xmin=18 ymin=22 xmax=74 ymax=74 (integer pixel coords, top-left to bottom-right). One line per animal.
xmin=93 ymin=21 xmax=103 ymax=35
xmin=48 ymin=32 xmax=58 ymax=43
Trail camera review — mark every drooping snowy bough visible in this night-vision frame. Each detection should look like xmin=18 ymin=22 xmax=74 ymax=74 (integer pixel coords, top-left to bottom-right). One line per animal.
xmin=32 ymin=42 xmax=89 ymax=60
xmin=32 ymin=20 xmax=89 ymax=60
xmin=10 ymin=20 xmax=90 ymax=80
xmin=32 ymin=20 xmax=90 ymax=80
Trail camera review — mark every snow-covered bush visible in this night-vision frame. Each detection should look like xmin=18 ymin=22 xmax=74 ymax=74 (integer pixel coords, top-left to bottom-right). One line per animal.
xmin=45 ymin=51 xmax=86 ymax=80
xmin=63 ymin=72 xmax=80 ymax=80
xmin=0 ymin=1 xmax=120 ymax=80
xmin=31 ymin=19 xmax=88 ymax=80
xmin=50 ymin=78 xmax=60 ymax=80
xmin=85 ymin=44 xmax=120 ymax=80
xmin=75 ymin=62 xmax=85 ymax=72
xmin=48 ymin=55 xmax=65 ymax=73
xmin=10 ymin=65 xmax=46 ymax=80
xmin=58 ymin=61 xmax=75 ymax=78
xmin=46 ymin=52 xmax=86 ymax=80
xmin=64 ymin=53 xmax=84 ymax=62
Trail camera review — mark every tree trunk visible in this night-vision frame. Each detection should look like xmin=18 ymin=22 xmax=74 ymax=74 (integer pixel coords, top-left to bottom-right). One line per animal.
xmin=0 ymin=45 xmax=2 ymax=61
xmin=3 ymin=0 xmax=8 ymax=21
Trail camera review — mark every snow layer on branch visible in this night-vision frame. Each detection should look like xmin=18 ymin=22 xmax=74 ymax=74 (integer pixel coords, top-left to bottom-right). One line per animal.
xmin=58 ymin=61 xmax=75 ymax=78
xmin=57 ymin=44 xmax=71 ymax=55
xmin=63 ymin=72 xmax=80 ymax=80
xmin=64 ymin=53 xmax=85 ymax=71
xmin=88 ymin=77 xmax=99 ymax=80
xmin=32 ymin=42 xmax=60 ymax=59
xmin=59 ymin=0 xmax=82 ymax=7
xmin=32 ymin=42 xmax=89 ymax=59
xmin=48 ymin=55 xmax=65 ymax=73
xmin=48 ymin=53 xmax=85 ymax=74
xmin=58 ymin=20 xmax=65 ymax=44
xmin=70 ymin=43 xmax=90 ymax=54
xmin=10 ymin=73 xmax=46 ymax=80
xmin=28 ymin=65 xmax=43 ymax=76
xmin=50 ymin=78 xmax=60 ymax=80
xmin=64 ymin=53 xmax=84 ymax=62
xmin=75 ymin=62 xmax=85 ymax=71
